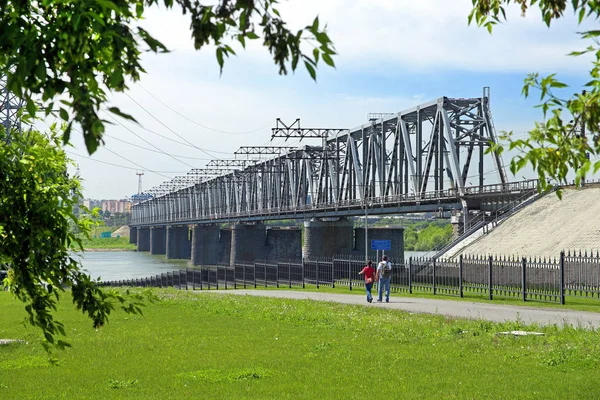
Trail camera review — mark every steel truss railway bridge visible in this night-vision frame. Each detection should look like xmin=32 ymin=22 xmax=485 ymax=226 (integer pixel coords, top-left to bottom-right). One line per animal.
xmin=131 ymin=88 xmax=537 ymax=229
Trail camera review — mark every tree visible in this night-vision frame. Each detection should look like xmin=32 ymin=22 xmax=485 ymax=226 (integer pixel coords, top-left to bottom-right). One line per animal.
xmin=0 ymin=0 xmax=336 ymax=154
xmin=469 ymin=1 xmax=600 ymax=195
xmin=0 ymin=125 xmax=143 ymax=351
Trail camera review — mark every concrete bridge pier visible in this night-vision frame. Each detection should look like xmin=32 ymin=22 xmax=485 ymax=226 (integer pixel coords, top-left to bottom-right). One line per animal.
xmin=129 ymin=226 xmax=137 ymax=244
xmin=265 ymin=227 xmax=302 ymax=261
xmin=354 ymin=227 xmax=405 ymax=263
xmin=137 ymin=227 xmax=150 ymax=252
xmin=218 ymin=228 xmax=232 ymax=265
xmin=303 ymin=218 xmax=354 ymax=259
xmin=191 ymin=224 xmax=219 ymax=266
xmin=230 ymin=222 xmax=266 ymax=266
xmin=166 ymin=226 xmax=192 ymax=259
xmin=150 ymin=226 xmax=167 ymax=255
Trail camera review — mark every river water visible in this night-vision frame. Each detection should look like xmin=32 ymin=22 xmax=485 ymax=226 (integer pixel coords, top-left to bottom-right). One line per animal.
xmin=79 ymin=251 xmax=433 ymax=281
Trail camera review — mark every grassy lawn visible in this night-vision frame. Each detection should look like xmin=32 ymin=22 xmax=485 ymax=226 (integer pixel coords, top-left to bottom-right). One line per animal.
xmin=1 ymin=289 xmax=600 ymax=399
xmin=81 ymin=237 xmax=136 ymax=251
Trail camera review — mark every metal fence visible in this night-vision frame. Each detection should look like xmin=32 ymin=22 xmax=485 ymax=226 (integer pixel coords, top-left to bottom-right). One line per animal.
xmin=100 ymin=250 xmax=600 ymax=305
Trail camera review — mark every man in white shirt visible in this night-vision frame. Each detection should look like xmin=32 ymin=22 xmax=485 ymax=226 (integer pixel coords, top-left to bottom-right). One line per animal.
xmin=375 ymin=255 xmax=392 ymax=303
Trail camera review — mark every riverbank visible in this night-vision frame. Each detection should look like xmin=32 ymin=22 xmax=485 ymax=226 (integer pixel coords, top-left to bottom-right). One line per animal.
xmin=83 ymin=248 xmax=135 ymax=252
xmin=79 ymin=237 xmax=136 ymax=251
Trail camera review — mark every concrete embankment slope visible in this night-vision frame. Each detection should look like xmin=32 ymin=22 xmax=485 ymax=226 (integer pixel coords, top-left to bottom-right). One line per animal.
xmin=457 ymin=186 xmax=600 ymax=258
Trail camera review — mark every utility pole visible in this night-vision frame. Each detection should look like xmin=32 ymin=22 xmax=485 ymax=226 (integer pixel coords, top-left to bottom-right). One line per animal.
xmin=136 ymin=171 xmax=144 ymax=194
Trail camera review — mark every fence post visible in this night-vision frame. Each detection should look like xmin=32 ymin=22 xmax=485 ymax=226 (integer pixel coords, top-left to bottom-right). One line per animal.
xmin=332 ymin=259 xmax=335 ymax=289
xmin=301 ymin=258 xmax=305 ymax=289
xmin=522 ymin=257 xmax=527 ymax=302
xmin=243 ymin=263 xmax=247 ymax=289
xmin=488 ymin=256 xmax=493 ymax=301
xmin=316 ymin=259 xmax=320 ymax=289
xmin=264 ymin=263 xmax=267 ymax=288
xmin=408 ymin=257 xmax=412 ymax=294
xmin=432 ymin=258 xmax=436 ymax=295
xmin=200 ymin=267 xmax=203 ymax=291
xmin=216 ymin=266 xmax=219 ymax=290
xmin=560 ymin=251 xmax=565 ymax=305
xmin=254 ymin=261 xmax=257 ymax=288
xmin=224 ymin=265 xmax=228 ymax=290
xmin=349 ymin=258 xmax=353 ymax=291
xmin=459 ymin=255 xmax=463 ymax=298
xmin=234 ymin=265 xmax=237 ymax=290
xmin=276 ymin=262 xmax=279 ymax=288
xmin=207 ymin=266 xmax=210 ymax=290
xmin=289 ymin=261 xmax=292 ymax=289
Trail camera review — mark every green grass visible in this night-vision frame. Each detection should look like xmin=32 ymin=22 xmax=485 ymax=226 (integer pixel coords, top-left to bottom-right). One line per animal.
xmin=81 ymin=237 xmax=136 ymax=250
xmin=1 ymin=289 xmax=600 ymax=399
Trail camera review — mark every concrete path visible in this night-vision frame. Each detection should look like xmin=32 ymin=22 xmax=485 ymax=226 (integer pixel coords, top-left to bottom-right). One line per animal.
xmin=204 ymin=290 xmax=600 ymax=328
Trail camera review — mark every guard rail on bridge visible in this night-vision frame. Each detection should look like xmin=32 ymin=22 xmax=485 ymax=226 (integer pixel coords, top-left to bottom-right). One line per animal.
xmin=132 ymin=179 xmax=538 ymax=227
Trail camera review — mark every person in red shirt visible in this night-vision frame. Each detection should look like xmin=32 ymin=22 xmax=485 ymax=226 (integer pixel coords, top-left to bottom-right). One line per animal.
xmin=358 ymin=261 xmax=375 ymax=303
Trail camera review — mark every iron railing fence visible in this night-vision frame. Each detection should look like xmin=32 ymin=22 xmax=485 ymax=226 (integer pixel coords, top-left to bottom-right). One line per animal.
xmin=100 ymin=250 xmax=600 ymax=305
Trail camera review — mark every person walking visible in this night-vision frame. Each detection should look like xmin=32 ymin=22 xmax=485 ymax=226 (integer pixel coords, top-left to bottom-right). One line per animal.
xmin=376 ymin=255 xmax=392 ymax=303
xmin=358 ymin=261 xmax=375 ymax=303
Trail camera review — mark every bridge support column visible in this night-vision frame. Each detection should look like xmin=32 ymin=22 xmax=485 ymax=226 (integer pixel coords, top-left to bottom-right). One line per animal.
xmin=137 ymin=227 xmax=150 ymax=252
xmin=191 ymin=224 xmax=219 ymax=266
xmin=354 ymin=228 xmax=405 ymax=263
xmin=218 ymin=228 xmax=232 ymax=265
xmin=166 ymin=226 xmax=192 ymax=260
xmin=129 ymin=226 xmax=137 ymax=244
xmin=265 ymin=228 xmax=302 ymax=261
xmin=150 ymin=226 xmax=167 ymax=255
xmin=230 ymin=222 xmax=266 ymax=266
xmin=303 ymin=218 xmax=354 ymax=259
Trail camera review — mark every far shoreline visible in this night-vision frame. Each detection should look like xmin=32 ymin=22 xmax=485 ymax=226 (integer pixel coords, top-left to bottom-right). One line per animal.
xmin=83 ymin=248 xmax=136 ymax=252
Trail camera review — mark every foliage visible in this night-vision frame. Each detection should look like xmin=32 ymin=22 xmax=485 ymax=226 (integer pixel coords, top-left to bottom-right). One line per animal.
xmin=0 ymin=126 xmax=143 ymax=351
xmin=81 ymin=237 xmax=137 ymax=251
xmin=469 ymin=1 xmax=600 ymax=195
xmin=404 ymin=221 xmax=452 ymax=251
xmin=0 ymin=0 xmax=336 ymax=154
xmin=1 ymin=289 xmax=600 ymax=398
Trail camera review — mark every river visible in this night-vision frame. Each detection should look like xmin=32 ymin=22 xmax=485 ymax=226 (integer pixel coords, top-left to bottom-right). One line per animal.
xmin=79 ymin=251 xmax=433 ymax=281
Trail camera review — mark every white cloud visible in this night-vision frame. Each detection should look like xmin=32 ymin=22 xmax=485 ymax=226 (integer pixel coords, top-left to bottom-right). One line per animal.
xmin=140 ymin=0 xmax=594 ymax=73
xmin=64 ymin=0 xmax=597 ymax=198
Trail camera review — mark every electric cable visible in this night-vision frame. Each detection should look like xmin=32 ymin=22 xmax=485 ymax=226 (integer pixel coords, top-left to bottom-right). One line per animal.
xmin=65 ymin=150 xmax=184 ymax=178
xmin=103 ymin=133 xmax=213 ymax=161
xmin=102 ymin=111 xmax=198 ymax=168
xmin=124 ymin=93 xmax=234 ymax=158
xmin=137 ymin=84 xmax=275 ymax=135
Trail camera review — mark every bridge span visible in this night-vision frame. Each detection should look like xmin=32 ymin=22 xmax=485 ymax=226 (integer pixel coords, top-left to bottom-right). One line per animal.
xmin=130 ymin=89 xmax=538 ymax=265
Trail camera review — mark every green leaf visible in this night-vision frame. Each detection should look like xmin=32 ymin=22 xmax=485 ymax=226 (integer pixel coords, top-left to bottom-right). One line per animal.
xmin=107 ymin=107 xmax=137 ymax=123
xmin=59 ymin=108 xmax=69 ymax=121
xmin=313 ymin=48 xmax=319 ymax=63
xmin=322 ymin=53 xmax=335 ymax=67
xmin=246 ymin=32 xmax=259 ymax=39
xmin=304 ymin=61 xmax=316 ymax=80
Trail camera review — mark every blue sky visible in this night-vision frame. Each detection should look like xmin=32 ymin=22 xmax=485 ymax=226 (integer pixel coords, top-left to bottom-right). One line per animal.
xmin=62 ymin=0 xmax=595 ymax=199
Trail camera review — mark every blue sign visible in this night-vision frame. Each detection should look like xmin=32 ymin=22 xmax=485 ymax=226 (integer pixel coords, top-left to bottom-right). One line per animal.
xmin=371 ymin=240 xmax=391 ymax=251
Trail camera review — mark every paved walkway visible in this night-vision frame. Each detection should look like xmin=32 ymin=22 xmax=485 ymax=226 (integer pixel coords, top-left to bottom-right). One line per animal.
xmin=204 ymin=290 xmax=600 ymax=328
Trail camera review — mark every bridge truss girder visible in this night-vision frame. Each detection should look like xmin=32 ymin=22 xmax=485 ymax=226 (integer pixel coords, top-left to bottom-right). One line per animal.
xmin=133 ymin=92 xmax=508 ymax=225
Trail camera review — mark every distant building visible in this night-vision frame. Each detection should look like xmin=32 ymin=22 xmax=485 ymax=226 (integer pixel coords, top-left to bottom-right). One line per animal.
xmin=81 ymin=199 xmax=131 ymax=214
xmin=101 ymin=199 xmax=131 ymax=214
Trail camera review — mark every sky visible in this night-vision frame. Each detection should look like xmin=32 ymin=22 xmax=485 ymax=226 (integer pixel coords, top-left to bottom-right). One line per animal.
xmin=57 ymin=0 xmax=595 ymax=199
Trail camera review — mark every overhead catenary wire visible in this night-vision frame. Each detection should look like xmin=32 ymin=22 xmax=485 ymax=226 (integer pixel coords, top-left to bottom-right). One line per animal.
xmin=137 ymin=84 xmax=275 ymax=135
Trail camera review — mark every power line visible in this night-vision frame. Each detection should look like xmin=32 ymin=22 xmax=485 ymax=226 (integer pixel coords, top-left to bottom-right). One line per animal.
xmin=65 ymin=150 xmax=184 ymax=178
xmin=103 ymin=133 xmax=213 ymax=160
xmin=137 ymin=84 xmax=275 ymax=135
xmin=124 ymin=93 xmax=232 ymax=159
xmin=102 ymin=111 xmax=197 ymax=168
